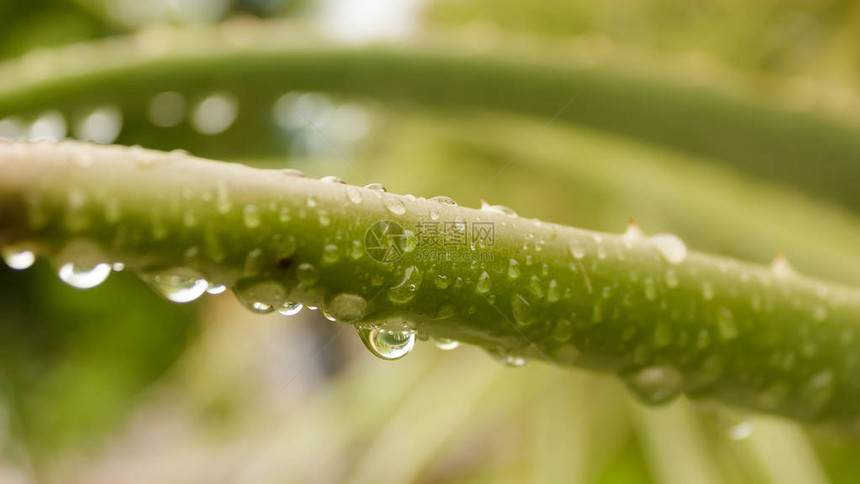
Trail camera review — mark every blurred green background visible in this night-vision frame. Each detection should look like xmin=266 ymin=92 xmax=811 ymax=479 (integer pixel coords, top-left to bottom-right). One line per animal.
xmin=1 ymin=0 xmax=860 ymax=482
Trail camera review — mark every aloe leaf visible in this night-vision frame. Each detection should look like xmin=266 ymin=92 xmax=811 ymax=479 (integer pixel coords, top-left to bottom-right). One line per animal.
xmin=2 ymin=140 xmax=859 ymax=426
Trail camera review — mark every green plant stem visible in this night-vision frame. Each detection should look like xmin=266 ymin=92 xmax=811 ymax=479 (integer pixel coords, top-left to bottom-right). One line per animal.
xmin=0 ymin=21 xmax=859 ymax=210
xmin=1 ymin=140 xmax=859 ymax=426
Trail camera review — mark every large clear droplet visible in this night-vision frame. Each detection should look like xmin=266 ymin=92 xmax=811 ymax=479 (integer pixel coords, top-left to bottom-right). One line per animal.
xmin=382 ymin=194 xmax=407 ymax=215
xmin=58 ymin=262 xmax=111 ymax=289
xmin=358 ymin=327 xmax=416 ymax=360
xmin=623 ymin=365 xmax=684 ymax=405
xmin=233 ymin=279 xmax=287 ymax=314
xmin=1 ymin=248 xmax=35 ymax=270
xmin=143 ymin=268 xmax=208 ymax=302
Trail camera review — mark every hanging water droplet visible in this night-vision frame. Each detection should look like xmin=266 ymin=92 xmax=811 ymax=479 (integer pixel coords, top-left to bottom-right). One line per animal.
xmin=321 ymin=309 xmax=337 ymax=321
xmin=1 ymin=247 xmax=35 ymax=270
xmin=429 ymin=195 xmax=457 ymax=206
xmin=388 ymin=265 xmax=422 ymax=304
xmin=364 ymin=183 xmax=387 ymax=192
xmin=206 ymin=283 xmax=227 ymax=295
xmin=143 ymin=268 xmax=208 ymax=302
xmin=233 ymin=279 xmax=287 ymax=314
xmin=433 ymin=338 xmax=460 ymax=350
xmin=382 ymin=194 xmax=407 ymax=215
xmin=346 ymin=186 xmax=363 ymax=204
xmin=358 ymin=327 xmax=416 ymax=360
xmin=111 ymin=262 xmax=125 ymax=272
xmin=476 ymin=271 xmax=491 ymax=294
xmin=326 ymin=293 xmax=367 ymax=323
xmin=278 ymin=301 xmax=303 ymax=316
xmin=623 ymin=365 xmax=684 ymax=405
xmin=58 ymin=262 xmax=111 ymax=289
xmin=320 ymin=175 xmax=346 ymax=184
xmin=649 ymin=234 xmax=687 ymax=265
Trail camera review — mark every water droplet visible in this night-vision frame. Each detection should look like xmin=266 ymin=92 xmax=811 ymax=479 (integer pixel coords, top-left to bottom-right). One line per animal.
xmin=321 ymin=175 xmax=346 ymax=184
xmin=327 ymin=293 xmax=367 ymax=322
xmin=429 ymin=196 xmax=457 ymax=206
xmin=388 ymin=265 xmax=422 ymax=304
xmin=58 ymin=262 xmax=111 ymax=289
xmin=568 ymin=240 xmax=586 ymax=259
xmin=364 ymin=183 xmax=387 ymax=192
xmin=233 ymin=279 xmax=287 ymax=313
xmin=503 ymin=259 xmax=520 ymax=280
xmin=346 ymin=187 xmax=362 ymax=204
xmin=480 ymin=200 xmax=517 ymax=217
xmin=429 ymin=208 xmax=440 ymax=221
xmin=1 ymin=248 xmax=35 ymax=270
xmin=321 ymin=309 xmax=337 ymax=321
xmin=511 ymin=293 xmax=539 ymax=326
xmin=358 ymin=328 xmax=416 ymax=360
xmin=434 ymin=273 xmax=451 ymax=289
xmin=547 ymin=280 xmax=560 ymax=302
xmin=111 ymin=262 xmax=125 ymax=272
xmin=717 ymin=307 xmax=738 ymax=340
xmin=322 ymin=244 xmax=340 ymax=265
xmin=433 ymin=338 xmax=460 ymax=350
xmin=296 ymin=263 xmax=319 ymax=285
xmin=650 ymin=234 xmax=687 ymax=265
xmin=623 ymin=365 xmax=684 ymax=405
xmin=191 ymin=92 xmax=238 ymax=135
xmin=643 ymin=277 xmax=658 ymax=301
xmin=499 ymin=355 xmax=529 ymax=368
xmin=243 ymin=204 xmax=260 ymax=229
xmin=382 ymin=194 xmax=407 ymax=215
xmin=143 ymin=268 xmax=208 ymax=302
xmin=665 ymin=268 xmax=679 ymax=288
xmin=206 ymin=283 xmax=227 ymax=295
xmin=476 ymin=271 xmax=491 ymax=294
xmin=278 ymin=301 xmax=303 ymax=316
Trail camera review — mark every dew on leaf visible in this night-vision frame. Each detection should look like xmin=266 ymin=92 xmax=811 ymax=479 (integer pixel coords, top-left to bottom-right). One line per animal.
xmin=624 ymin=365 xmax=684 ymax=405
xmin=1 ymin=248 xmax=35 ymax=270
xmin=142 ymin=268 xmax=208 ymax=302
xmin=649 ymin=234 xmax=687 ymax=265
xmin=58 ymin=262 xmax=111 ymax=289
xmin=278 ymin=301 xmax=303 ymax=316
xmin=358 ymin=327 xmax=416 ymax=360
